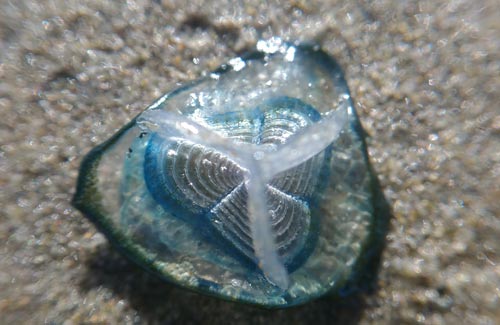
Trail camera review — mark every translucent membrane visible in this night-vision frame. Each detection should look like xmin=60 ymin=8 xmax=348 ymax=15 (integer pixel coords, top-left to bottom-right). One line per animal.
xmin=73 ymin=40 xmax=387 ymax=307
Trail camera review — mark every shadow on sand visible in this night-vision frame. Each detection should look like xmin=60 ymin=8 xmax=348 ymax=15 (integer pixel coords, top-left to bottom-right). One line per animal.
xmin=79 ymin=175 xmax=391 ymax=324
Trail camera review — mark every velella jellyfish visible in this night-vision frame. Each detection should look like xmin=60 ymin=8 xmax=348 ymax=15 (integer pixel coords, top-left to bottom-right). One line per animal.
xmin=73 ymin=39 xmax=389 ymax=307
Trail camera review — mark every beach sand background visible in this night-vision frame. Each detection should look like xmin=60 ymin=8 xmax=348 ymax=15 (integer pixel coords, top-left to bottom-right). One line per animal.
xmin=0 ymin=0 xmax=498 ymax=323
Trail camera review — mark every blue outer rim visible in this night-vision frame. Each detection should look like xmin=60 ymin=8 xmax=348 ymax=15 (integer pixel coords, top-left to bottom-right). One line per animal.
xmin=72 ymin=43 xmax=390 ymax=308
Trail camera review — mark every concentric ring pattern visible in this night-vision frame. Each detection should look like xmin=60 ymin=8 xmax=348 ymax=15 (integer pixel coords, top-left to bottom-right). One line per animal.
xmin=144 ymin=97 xmax=327 ymax=268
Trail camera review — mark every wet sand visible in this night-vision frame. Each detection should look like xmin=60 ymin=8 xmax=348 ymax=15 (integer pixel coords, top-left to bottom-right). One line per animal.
xmin=1 ymin=1 xmax=498 ymax=323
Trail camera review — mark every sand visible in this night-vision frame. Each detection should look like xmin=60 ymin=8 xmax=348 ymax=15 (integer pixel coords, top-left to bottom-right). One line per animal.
xmin=1 ymin=0 xmax=498 ymax=323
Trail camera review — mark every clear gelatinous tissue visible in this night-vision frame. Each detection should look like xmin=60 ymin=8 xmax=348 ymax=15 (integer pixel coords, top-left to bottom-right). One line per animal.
xmin=73 ymin=39 xmax=389 ymax=307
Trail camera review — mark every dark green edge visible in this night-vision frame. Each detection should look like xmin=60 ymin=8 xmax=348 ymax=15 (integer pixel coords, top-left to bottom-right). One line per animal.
xmin=72 ymin=118 xmax=257 ymax=305
xmin=72 ymin=43 xmax=391 ymax=308
xmin=327 ymin=105 xmax=391 ymax=300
